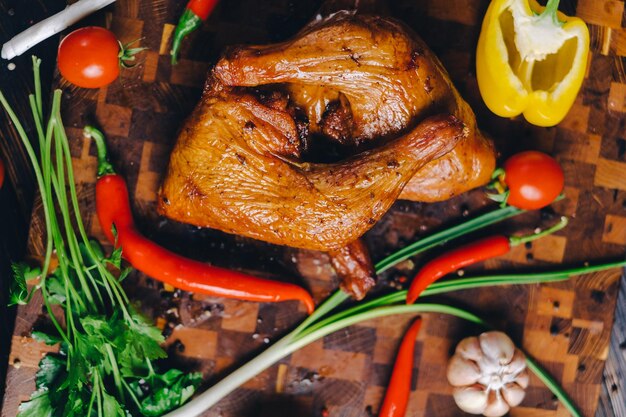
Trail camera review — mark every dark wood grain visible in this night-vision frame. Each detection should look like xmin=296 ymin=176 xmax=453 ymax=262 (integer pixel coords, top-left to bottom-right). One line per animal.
xmin=1 ymin=0 xmax=626 ymax=416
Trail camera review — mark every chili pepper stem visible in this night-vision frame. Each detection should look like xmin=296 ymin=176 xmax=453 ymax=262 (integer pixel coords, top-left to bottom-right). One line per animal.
xmin=509 ymin=216 xmax=568 ymax=247
xmin=84 ymin=125 xmax=115 ymax=177
xmin=171 ymin=9 xmax=203 ymax=65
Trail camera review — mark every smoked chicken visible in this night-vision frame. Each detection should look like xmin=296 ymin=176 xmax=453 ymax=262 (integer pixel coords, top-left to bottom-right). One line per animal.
xmin=214 ymin=11 xmax=496 ymax=202
xmin=159 ymin=4 xmax=495 ymax=299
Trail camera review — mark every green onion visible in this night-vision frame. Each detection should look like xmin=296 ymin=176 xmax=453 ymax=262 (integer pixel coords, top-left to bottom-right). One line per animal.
xmin=526 ymin=355 xmax=581 ymax=417
xmin=163 ymin=259 xmax=626 ymax=416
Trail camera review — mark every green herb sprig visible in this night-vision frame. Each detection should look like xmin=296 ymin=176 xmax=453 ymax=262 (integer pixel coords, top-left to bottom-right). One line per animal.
xmin=1 ymin=57 xmax=201 ymax=417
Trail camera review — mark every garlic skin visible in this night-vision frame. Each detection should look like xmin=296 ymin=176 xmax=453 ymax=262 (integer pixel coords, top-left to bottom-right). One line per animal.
xmin=447 ymin=331 xmax=528 ymax=417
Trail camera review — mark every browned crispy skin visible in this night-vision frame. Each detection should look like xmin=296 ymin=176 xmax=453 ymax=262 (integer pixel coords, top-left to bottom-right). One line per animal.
xmin=158 ymin=78 xmax=465 ymax=253
xmin=329 ymin=239 xmax=376 ymax=300
xmin=214 ymin=11 xmax=495 ymax=202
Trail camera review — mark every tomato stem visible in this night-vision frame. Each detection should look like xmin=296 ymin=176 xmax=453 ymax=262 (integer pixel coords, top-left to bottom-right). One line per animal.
xmin=118 ymin=38 xmax=147 ymax=69
xmin=486 ymin=167 xmax=508 ymax=206
xmin=490 ymin=167 xmax=505 ymax=181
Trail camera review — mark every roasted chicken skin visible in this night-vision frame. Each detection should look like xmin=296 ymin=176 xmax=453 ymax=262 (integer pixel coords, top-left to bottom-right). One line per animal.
xmin=214 ymin=11 xmax=495 ymax=202
xmin=158 ymin=78 xmax=465 ymax=253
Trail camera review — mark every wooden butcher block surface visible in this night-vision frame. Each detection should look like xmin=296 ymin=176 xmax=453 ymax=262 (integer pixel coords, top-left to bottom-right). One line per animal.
xmin=3 ymin=0 xmax=626 ymax=416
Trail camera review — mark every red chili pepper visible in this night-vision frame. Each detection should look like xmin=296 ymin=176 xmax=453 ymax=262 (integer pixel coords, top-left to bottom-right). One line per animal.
xmin=378 ymin=318 xmax=422 ymax=417
xmin=406 ymin=217 xmax=568 ymax=304
xmin=406 ymin=236 xmax=510 ymax=304
xmin=170 ymin=0 xmax=219 ymax=65
xmin=86 ymin=126 xmax=315 ymax=314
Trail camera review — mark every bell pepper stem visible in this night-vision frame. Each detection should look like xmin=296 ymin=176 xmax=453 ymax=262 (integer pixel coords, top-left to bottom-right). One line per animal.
xmin=84 ymin=126 xmax=116 ymax=177
xmin=171 ymin=8 xmax=204 ymax=65
xmin=541 ymin=0 xmax=562 ymax=25
xmin=509 ymin=216 xmax=568 ymax=247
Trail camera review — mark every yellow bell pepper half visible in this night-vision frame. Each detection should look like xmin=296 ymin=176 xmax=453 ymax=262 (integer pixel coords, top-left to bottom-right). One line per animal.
xmin=476 ymin=0 xmax=589 ymax=127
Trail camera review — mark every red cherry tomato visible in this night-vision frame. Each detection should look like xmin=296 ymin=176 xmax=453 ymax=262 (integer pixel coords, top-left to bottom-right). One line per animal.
xmin=0 ymin=157 xmax=4 ymax=190
xmin=58 ymin=27 xmax=120 ymax=88
xmin=504 ymin=151 xmax=564 ymax=210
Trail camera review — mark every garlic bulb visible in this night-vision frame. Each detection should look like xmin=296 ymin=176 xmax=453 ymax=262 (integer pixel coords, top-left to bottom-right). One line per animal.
xmin=447 ymin=331 xmax=529 ymax=417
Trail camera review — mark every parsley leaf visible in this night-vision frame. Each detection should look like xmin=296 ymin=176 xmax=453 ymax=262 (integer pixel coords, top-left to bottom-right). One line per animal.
xmin=135 ymin=370 xmax=203 ymax=416
xmin=107 ymin=247 xmax=123 ymax=269
xmin=9 ymin=262 xmax=38 ymax=306
xmin=61 ymin=388 xmax=89 ymax=417
xmin=118 ymin=267 xmax=132 ymax=282
xmin=35 ymin=355 xmax=66 ymax=390
xmin=129 ymin=307 xmax=165 ymax=345
xmin=102 ymin=390 xmax=126 ymax=417
xmin=43 ymin=271 xmax=66 ymax=305
xmin=117 ymin=334 xmax=166 ymax=378
xmin=17 ymin=390 xmax=53 ymax=417
xmin=32 ymin=331 xmax=62 ymax=346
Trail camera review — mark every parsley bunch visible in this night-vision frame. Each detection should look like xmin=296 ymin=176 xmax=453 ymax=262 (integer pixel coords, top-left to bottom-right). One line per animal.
xmin=0 ymin=57 xmax=201 ymax=417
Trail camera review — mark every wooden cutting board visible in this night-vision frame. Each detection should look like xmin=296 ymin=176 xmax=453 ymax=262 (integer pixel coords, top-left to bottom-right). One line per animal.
xmin=3 ymin=0 xmax=626 ymax=416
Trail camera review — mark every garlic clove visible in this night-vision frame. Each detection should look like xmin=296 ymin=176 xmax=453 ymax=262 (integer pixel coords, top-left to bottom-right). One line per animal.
xmin=476 ymin=374 xmax=492 ymax=388
xmin=479 ymin=331 xmax=515 ymax=365
xmin=502 ymin=382 xmax=526 ymax=407
xmin=477 ymin=354 xmax=502 ymax=377
xmin=447 ymin=355 xmax=481 ymax=386
xmin=453 ymin=385 xmax=489 ymax=414
xmin=515 ymin=369 xmax=530 ymax=389
xmin=456 ymin=336 xmax=483 ymax=361
xmin=505 ymin=350 xmax=527 ymax=375
xmin=483 ymin=390 xmax=510 ymax=417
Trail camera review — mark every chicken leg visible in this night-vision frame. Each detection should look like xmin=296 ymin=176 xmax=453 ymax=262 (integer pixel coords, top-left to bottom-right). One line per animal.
xmin=158 ymin=78 xmax=466 ymax=254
